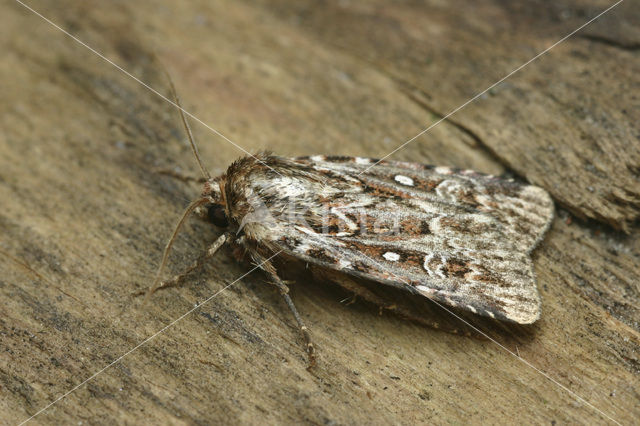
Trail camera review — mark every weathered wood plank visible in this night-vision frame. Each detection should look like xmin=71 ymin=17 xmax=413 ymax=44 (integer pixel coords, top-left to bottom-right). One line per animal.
xmin=1 ymin=1 xmax=638 ymax=424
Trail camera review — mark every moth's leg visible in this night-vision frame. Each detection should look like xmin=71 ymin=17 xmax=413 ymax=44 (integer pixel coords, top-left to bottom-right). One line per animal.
xmin=257 ymin=257 xmax=316 ymax=367
xmin=275 ymin=278 xmax=317 ymax=368
xmin=137 ymin=232 xmax=231 ymax=297
xmin=153 ymin=167 xmax=207 ymax=184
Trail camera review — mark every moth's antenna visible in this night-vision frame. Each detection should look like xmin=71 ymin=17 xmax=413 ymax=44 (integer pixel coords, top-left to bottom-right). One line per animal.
xmin=162 ymin=68 xmax=211 ymax=180
xmin=144 ymin=197 xmax=209 ymax=302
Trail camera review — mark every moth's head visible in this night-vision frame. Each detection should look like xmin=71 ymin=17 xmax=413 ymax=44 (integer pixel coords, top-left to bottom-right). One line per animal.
xmin=199 ymin=177 xmax=230 ymax=229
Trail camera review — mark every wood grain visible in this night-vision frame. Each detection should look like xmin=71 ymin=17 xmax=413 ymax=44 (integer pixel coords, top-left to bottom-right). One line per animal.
xmin=1 ymin=1 xmax=638 ymax=424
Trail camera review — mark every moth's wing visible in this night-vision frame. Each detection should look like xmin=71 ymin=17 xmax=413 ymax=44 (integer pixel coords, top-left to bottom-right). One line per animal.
xmin=294 ymin=156 xmax=554 ymax=254
xmin=278 ymin=227 xmax=541 ymax=324
xmin=251 ymin=156 xmax=554 ymax=324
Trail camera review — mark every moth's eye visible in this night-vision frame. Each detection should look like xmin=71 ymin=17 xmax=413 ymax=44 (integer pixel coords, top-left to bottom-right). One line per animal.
xmin=207 ymin=204 xmax=229 ymax=228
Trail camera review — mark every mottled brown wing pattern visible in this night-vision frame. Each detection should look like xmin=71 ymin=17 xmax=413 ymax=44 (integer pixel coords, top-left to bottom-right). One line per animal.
xmin=242 ymin=155 xmax=554 ymax=324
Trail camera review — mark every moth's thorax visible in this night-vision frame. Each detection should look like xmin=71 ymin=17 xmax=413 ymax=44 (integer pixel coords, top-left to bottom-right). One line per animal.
xmin=220 ymin=154 xmax=356 ymax=240
xmin=220 ymin=154 xmax=312 ymax=242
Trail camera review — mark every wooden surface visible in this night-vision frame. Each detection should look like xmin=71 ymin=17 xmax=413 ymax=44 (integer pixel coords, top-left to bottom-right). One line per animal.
xmin=1 ymin=0 xmax=639 ymax=424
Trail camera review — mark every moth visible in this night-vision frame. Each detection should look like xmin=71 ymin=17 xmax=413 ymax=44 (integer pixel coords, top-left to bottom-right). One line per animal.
xmin=146 ymin=83 xmax=554 ymax=367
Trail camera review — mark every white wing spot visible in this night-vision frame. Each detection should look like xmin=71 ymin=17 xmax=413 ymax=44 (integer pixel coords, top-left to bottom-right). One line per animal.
xmin=435 ymin=166 xmax=452 ymax=175
xmin=335 ymin=231 xmax=353 ymax=237
xmin=394 ymin=175 xmax=414 ymax=186
xmin=355 ymin=157 xmax=371 ymax=165
xmin=467 ymin=305 xmax=477 ymax=314
xmin=487 ymin=311 xmax=496 ymax=319
xmin=310 ymin=155 xmax=325 ymax=162
xmin=416 ymin=285 xmax=433 ymax=294
xmin=383 ymin=252 xmax=400 ymax=262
